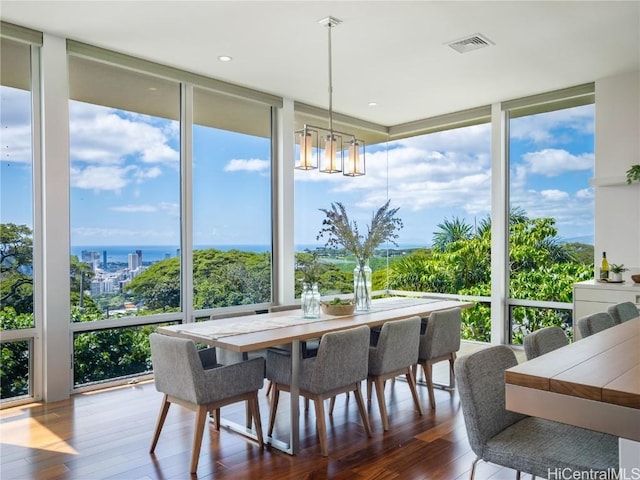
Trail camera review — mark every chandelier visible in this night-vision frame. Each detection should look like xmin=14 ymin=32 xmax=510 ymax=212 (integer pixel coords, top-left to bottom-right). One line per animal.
xmin=295 ymin=16 xmax=366 ymax=176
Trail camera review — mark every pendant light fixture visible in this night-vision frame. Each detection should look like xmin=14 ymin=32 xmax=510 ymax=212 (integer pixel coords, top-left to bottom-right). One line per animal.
xmin=295 ymin=16 xmax=366 ymax=176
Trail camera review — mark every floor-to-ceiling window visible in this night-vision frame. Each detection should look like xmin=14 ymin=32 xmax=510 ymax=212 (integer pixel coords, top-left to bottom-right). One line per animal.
xmin=507 ymin=98 xmax=595 ymax=343
xmin=0 ymin=36 xmax=38 ymax=402
xmin=192 ymin=87 xmax=273 ymax=312
xmin=292 ymin=112 xmax=494 ymax=341
xmin=384 ymin=122 xmax=493 ymax=341
xmin=68 ymin=55 xmax=181 ymax=388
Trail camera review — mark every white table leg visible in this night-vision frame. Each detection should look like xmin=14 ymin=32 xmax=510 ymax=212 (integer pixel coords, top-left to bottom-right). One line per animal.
xmin=619 ymin=438 xmax=640 ymax=470
xmin=289 ymin=339 xmax=300 ymax=454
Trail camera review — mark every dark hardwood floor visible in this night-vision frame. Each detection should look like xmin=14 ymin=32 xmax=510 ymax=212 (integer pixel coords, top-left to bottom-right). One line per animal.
xmin=1 ymin=343 xmax=532 ymax=480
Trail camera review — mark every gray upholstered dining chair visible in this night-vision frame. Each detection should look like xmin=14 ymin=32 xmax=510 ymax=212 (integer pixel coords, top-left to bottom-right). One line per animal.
xmin=523 ymin=326 xmax=569 ymax=360
xmin=455 ymin=345 xmax=618 ymax=479
xmin=607 ymin=301 xmax=639 ymax=324
xmin=576 ymin=311 xmax=615 ymax=338
xmin=266 ymin=325 xmax=372 ymax=456
xmin=366 ymin=316 xmax=423 ymax=431
xmin=265 ymin=303 xmax=319 ymax=398
xmin=148 ymin=333 xmax=264 ymax=474
xmin=414 ymin=307 xmax=461 ymax=409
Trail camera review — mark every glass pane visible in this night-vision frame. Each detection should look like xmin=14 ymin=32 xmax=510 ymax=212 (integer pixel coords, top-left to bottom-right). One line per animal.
xmin=0 ymin=340 xmax=31 ymax=401
xmin=1 ymin=38 xmax=34 ymax=330
xmin=385 ymin=125 xmax=492 ymax=299
xmin=295 ymin=122 xmax=491 ymax=340
xmin=510 ymin=306 xmax=573 ymax=345
xmin=462 ymin=303 xmax=492 ymax=343
xmin=295 ymin=124 xmax=491 ymax=339
xmin=508 ymin=104 xmax=595 ymax=339
xmin=192 ymin=87 xmax=272 ymax=309
xmin=68 ymin=57 xmax=181 ymax=320
xmin=73 ymin=323 xmax=174 ymax=387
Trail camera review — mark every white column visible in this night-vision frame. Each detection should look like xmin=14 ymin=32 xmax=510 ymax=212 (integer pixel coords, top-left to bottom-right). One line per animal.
xmin=274 ymin=98 xmax=296 ymax=304
xmin=490 ymin=103 xmax=508 ymax=344
xmin=40 ymin=33 xmax=71 ymax=401
xmin=180 ymin=84 xmax=194 ymax=322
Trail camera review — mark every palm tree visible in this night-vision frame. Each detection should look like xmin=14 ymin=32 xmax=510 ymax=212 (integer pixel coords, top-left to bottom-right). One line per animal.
xmin=431 ymin=217 xmax=473 ymax=251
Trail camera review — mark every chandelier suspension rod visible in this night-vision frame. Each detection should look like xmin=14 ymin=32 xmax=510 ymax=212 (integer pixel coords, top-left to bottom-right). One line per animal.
xmin=327 ymin=20 xmax=334 ymax=134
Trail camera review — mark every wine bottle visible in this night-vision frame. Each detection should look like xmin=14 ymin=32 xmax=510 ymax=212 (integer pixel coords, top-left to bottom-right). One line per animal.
xmin=600 ymin=251 xmax=609 ymax=280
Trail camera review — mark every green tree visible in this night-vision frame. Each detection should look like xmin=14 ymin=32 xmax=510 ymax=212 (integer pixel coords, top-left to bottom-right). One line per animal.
xmin=70 ymin=255 xmax=96 ymax=310
xmin=1 ymin=223 xmax=34 ymax=315
xmin=389 ymin=212 xmax=593 ymax=343
xmin=431 ymin=216 xmax=473 ymax=252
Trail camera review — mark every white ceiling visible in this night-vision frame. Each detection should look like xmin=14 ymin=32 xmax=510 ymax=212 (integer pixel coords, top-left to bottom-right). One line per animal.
xmin=1 ymin=1 xmax=639 ymax=127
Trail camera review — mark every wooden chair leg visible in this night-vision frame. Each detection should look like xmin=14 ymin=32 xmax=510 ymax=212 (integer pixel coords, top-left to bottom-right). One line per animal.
xmin=314 ymin=397 xmax=329 ymax=456
xmin=374 ymin=376 xmax=389 ymax=431
xmin=449 ymin=352 xmax=457 ymax=388
xmin=329 ymin=395 xmax=336 ymax=415
xmin=190 ymin=405 xmax=208 ymax=474
xmin=353 ymin=384 xmax=372 ymax=437
xmin=423 ymin=360 xmax=436 ymax=409
xmin=248 ymin=393 xmax=264 ymax=448
xmin=149 ymin=394 xmax=171 ymax=453
xmin=266 ymin=380 xmax=273 ymax=396
xmin=268 ymin=386 xmax=280 ymax=436
xmin=246 ymin=401 xmax=253 ymax=429
xmin=367 ymin=377 xmax=373 ymax=402
xmin=406 ymin=367 xmax=423 ymax=416
xmin=214 ymin=408 xmax=221 ymax=431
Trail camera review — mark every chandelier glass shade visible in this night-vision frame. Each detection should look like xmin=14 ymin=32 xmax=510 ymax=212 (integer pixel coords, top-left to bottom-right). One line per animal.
xmin=294 ymin=17 xmax=366 ymax=176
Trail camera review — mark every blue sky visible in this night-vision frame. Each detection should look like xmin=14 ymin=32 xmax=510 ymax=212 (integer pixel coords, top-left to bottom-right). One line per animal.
xmin=1 ymin=85 xmax=595 ymax=249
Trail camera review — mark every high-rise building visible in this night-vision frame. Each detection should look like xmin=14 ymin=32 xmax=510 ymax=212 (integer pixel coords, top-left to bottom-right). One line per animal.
xmin=128 ymin=253 xmax=140 ymax=271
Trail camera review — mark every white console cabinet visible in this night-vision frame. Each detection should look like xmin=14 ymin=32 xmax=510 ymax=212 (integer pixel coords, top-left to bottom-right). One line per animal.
xmin=573 ymin=280 xmax=640 ymax=339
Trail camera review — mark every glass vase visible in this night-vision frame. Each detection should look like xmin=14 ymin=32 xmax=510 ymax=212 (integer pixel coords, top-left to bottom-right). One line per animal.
xmin=301 ymin=282 xmax=321 ymax=318
xmin=353 ymin=262 xmax=372 ymax=311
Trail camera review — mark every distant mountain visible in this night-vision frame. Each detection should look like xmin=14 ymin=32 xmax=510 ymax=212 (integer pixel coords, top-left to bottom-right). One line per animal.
xmin=560 ymin=235 xmax=594 ymax=245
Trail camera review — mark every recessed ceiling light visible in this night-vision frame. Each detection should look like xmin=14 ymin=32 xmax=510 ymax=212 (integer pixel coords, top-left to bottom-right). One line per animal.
xmin=218 ymin=55 xmax=232 ymax=62
xmin=368 ymin=102 xmax=377 ymax=107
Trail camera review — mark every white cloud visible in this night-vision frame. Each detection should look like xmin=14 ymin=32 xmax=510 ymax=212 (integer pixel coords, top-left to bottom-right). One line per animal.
xmin=69 ymin=102 xmax=179 ymax=166
xmin=523 ymin=149 xmax=593 ymax=177
xmin=109 ymin=201 xmax=179 ymax=217
xmin=540 ymin=189 xmax=569 ymax=201
xmin=0 ymin=87 xmax=34 ymax=164
xmin=224 ymin=158 xmax=270 ymax=172
xmin=315 ymin=131 xmax=493 ymax=220
xmin=135 ymin=167 xmax=163 ymax=181
xmin=576 ymin=188 xmax=593 ymax=199
xmin=158 ymin=202 xmax=180 ymax=217
xmin=70 ymin=165 xmax=135 ymax=192
xmin=510 ymin=104 xmax=595 ymax=144
xmin=72 ymin=226 xmax=178 ymax=243
xmin=110 ymin=204 xmax=157 ymax=213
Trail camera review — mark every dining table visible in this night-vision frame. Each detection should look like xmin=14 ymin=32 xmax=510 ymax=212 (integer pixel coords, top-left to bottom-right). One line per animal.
xmin=157 ymin=296 xmax=473 ymax=454
xmin=504 ymin=316 xmax=640 ymax=469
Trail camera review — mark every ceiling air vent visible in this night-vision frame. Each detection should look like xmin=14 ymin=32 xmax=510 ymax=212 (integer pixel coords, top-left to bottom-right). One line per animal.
xmin=447 ymin=34 xmax=494 ymax=54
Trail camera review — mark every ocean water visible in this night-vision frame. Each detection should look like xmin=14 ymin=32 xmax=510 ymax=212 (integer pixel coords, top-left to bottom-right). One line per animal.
xmin=71 ymin=245 xmax=270 ymax=264
xmin=71 ymin=244 xmax=427 ymax=264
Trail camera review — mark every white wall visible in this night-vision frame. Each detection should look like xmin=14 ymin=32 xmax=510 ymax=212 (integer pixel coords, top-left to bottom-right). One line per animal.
xmin=594 ymin=71 xmax=640 ymax=279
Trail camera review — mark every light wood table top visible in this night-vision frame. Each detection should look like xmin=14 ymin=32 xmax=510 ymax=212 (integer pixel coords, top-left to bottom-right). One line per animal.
xmin=505 ymin=317 xmax=640 ymax=409
xmin=158 ymin=297 xmax=472 ymax=352
xmin=505 ymin=317 xmax=640 ymax=441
